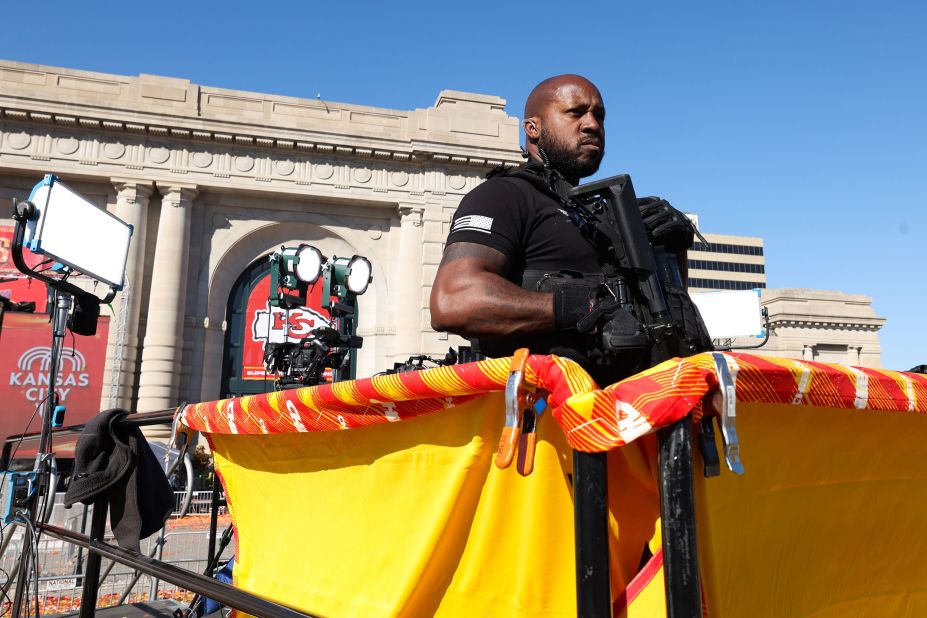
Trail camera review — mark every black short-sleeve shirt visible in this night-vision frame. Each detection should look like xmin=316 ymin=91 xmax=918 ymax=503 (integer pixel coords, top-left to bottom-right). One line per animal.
xmin=444 ymin=175 xmax=603 ymax=359
xmin=445 ymin=176 xmax=602 ymax=282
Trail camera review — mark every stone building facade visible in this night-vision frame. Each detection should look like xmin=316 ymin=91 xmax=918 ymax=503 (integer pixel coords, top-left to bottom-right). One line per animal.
xmin=0 ymin=60 xmax=521 ymax=413
xmin=752 ymin=288 xmax=885 ymax=368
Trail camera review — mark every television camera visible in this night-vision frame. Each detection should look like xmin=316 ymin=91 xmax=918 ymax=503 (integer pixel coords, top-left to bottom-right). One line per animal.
xmin=264 ymin=327 xmax=363 ymax=390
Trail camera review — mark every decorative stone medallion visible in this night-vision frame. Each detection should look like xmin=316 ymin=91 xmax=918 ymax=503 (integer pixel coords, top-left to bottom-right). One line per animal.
xmin=315 ymin=163 xmax=334 ymax=180
xmin=275 ymin=160 xmax=295 ymax=176
xmin=390 ymin=171 xmax=409 ymax=187
xmin=448 ymin=174 xmax=466 ymax=190
xmin=103 ymin=142 xmax=126 ymax=159
xmin=56 ymin=137 xmax=80 ymax=155
xmin=7 ymin=132 xmax=31 ymax=150
xmin=234 ymin=156 xmax=254 ymax=172
xmin=148 ymin=147 xmax=170 ymax=164
xmin=192 ymin=151 xmax=213 ymax=168
xmin=352 ymin=167 xmax=372 ymax=183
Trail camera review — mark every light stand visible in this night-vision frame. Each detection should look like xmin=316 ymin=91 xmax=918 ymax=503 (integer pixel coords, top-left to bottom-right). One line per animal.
xmin=8 ymin=196 xmax=123 ymax=618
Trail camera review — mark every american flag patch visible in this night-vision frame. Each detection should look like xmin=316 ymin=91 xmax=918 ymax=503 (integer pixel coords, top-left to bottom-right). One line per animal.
xmin=451 ymin=214 xmax=494 ymax=234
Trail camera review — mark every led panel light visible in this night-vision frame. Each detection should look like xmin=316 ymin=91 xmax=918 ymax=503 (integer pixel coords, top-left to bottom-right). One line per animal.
xmin=24 ymin=175 xmax=133 ymax=289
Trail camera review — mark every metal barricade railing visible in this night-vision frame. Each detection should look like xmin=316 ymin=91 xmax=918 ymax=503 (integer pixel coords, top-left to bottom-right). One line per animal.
xmin=0 ymin=491 xmax=236 ymax=615
xmin=0 ymin=498 xmax=233 ymax=613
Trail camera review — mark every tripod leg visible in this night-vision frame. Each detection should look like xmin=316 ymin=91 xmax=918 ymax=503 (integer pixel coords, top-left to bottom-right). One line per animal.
xmin=9 ymin=524 xmax=32 ymax=618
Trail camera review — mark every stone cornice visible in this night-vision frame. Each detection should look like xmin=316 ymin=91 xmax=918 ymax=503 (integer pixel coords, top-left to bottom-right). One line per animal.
xmin=769 ymin=317 xmax=885 ymax=332
xmin=0 ymin=104 xmax=522 ymax=169
xmin=0 ymin=119 xmax=489 ymax=202
xmin=0 ymin=61 xmax=523 ymax=170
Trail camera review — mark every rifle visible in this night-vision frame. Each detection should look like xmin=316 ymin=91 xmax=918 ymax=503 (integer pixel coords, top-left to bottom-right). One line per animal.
xmin=569 ymin=174 xmax=688 ymax=362
xmin=569 ymin=174 xmax=705 ymax=618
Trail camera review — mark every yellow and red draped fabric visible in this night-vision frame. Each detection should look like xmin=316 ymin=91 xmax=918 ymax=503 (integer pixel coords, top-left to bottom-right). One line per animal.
xmin=180 ymin=354 xmax=927 ymax=617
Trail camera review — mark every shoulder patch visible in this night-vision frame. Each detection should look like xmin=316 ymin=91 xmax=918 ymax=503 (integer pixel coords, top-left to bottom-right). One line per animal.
xmin=451 ymin=214 xmax=493 ymax=234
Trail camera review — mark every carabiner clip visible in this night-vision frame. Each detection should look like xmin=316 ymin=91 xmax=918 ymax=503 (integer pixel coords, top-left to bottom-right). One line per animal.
xmin=711 ymin=352 xmax=744 ymax=474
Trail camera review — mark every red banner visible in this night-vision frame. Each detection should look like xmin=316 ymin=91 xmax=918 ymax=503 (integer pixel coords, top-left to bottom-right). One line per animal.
xmin=241 ymin=275 xmax=331 ymax=380
xmin=0 ymin=312 xmax=110 ymax=442
xmin=0 ymin=225 xmax=47 ymax=312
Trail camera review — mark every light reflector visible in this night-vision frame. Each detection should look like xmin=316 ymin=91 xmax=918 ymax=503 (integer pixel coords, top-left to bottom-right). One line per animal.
xmin=345 ymin=256 xmax=372 ymax=294
xmin=294 ymin=245 xmax=323 ymax=283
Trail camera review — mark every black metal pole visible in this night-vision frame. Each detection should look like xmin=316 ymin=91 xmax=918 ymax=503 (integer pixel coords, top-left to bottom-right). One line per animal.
xmin=658 ymin=417 xmax=701 ymax=618
xmin=40 ymin=522 xmax=317 ymax=618
xmin=10 ymin=522 xmax=33 ymax=618
xmin=207 ymin=470 xmax=221 ymax=567
xmin=73 ymin=503 xmax=89 ymax=586
xmin=78 ymin=499 xmax=108 ymax=618
xmin=573 ymin=450 xmax=611 ymax=617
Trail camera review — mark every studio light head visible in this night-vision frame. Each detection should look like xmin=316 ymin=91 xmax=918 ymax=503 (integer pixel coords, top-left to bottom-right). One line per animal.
xmin=327 ymin=255 xmax=372 ymax=298
xmin=295 ymin=245 xmax=324 ymax=284
xmin=345 ymin=256 xmax=372 ymax=295
xmin=271 ymin=244 xmax=372 ymax=311
xmin=271 ymin=244 xmax=326 ymax=306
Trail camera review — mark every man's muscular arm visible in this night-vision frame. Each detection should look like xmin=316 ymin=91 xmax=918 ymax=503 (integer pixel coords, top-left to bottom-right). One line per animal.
xmin=430 ymin=242 xmax=554 ymax=339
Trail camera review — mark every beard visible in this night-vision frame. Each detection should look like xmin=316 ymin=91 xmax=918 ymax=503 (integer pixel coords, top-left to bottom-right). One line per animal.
xmin=538 ymin=127 xmax=603 ymax=182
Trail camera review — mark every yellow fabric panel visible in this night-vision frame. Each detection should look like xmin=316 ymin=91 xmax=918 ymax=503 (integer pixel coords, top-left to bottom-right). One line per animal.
xmin=695 ymin=402 xmax=927 ymax=617
xmin=210 ymin=393 xmax=662 ymax=617
xmin=620 ymin=564 xmax=667 ymax=618
xmin=606 ymin=434 xmax=662 ymax=589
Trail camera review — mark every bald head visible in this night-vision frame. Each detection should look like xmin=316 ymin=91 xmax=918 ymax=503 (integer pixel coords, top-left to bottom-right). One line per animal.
xmin=524 ymin=74 xmax=601 ymax=119
xmin=523 ymin=74 xmax=605 ymax=184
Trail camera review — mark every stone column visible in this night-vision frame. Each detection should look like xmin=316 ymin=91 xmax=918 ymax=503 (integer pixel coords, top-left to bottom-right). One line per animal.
xmin=104 ymin=179 xmax=154 ymax=410
xmin=137 ymin=184 xmax=198 ymax=412
xmin=802 ymin=345 xmax=814 ymax=361
xmin=393 ymin=205 xmax=425 ymax=360
xmin=851 ymin=346 xmax=862 ymax=366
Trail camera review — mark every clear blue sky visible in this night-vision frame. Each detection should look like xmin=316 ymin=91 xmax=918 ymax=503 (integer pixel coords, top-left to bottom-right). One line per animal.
xmin=1 ymin=1 xmax=924 ymax=370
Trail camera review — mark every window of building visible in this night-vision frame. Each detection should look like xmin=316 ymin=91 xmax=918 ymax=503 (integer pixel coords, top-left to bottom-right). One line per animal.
xmin=687 ymin=278 xmax=766 ymax=291
xmin=687 ymin=259 xmax=765 ymax=274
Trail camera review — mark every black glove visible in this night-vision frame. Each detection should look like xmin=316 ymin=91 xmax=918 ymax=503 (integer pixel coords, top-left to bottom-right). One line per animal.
xmin=552 ymin=284 xmax=651 ymax=382
xmin=638 ymin=196 xmax=695 ymax=251
xmin=552 ymin=283 xmax=599 ymax=331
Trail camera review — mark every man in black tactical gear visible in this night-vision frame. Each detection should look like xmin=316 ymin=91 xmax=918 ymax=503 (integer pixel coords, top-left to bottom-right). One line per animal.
xmin=430 ymin=74 xmax=703 ymax=385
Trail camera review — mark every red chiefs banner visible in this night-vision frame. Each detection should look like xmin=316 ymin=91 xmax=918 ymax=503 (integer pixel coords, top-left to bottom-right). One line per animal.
xmin=0 ymin=225 xmax=48 ymax=312
xmin=0 ymin=312 xmax=110 ymax=442
xmin=241 ymin=274 xmax=332 ymax=380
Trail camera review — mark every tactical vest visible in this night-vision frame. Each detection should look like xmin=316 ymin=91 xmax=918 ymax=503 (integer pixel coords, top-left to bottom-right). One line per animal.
xmin=486 ymin=161 xmax=713 ymax=367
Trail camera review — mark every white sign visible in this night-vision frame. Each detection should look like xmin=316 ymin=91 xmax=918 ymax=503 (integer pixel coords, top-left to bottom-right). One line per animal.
xmin=44 ymin=577 xmax=77 ymax=591
xmin=690 ymin=289 xmax=765 ymax=339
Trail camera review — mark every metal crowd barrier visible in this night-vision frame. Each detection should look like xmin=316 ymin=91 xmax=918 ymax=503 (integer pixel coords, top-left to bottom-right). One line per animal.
xmin=1 ymin=409 xmax=319 ymax=618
